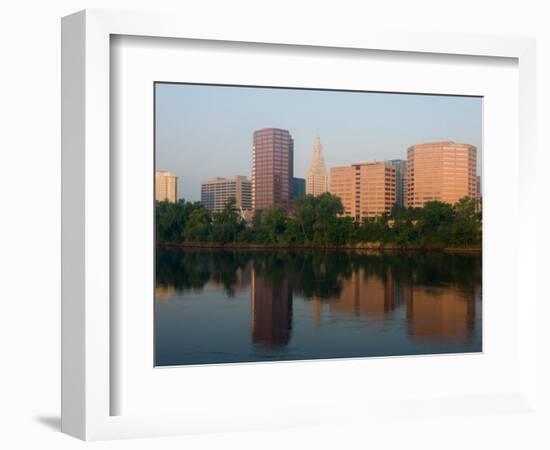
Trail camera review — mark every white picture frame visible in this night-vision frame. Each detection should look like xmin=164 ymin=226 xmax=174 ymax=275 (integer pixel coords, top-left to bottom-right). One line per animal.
xmin=61 ymin=9 xmax=537 ymax=441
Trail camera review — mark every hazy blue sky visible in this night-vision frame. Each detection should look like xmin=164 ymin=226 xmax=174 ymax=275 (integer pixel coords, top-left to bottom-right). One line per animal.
xmin=155 ymin=83 xmax=482 ymax=202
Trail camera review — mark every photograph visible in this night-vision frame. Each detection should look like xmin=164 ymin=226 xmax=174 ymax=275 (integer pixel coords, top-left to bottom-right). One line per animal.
xmin=154 ymin=83 xmax=483 ymax=367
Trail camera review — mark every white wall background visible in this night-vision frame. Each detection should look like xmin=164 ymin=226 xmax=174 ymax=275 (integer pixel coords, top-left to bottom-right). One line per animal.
xmin=0 ymin=1 xmax=548 ymax=449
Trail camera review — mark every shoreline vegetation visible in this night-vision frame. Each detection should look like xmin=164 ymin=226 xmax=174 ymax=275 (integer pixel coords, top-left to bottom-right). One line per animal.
xmin=157 ymin=241 xmax=481 ymax=254
xmin=156 ymin=193 xmax=482 ymax=254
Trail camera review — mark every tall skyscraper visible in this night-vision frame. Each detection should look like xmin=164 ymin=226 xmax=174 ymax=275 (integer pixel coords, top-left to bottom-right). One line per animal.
xmin=201 ymin=176 xmax=252 ymax=213
xmin=387 ymin=159 xmax=407 ymax=208
xmin=252 ymin=128 xmax=294 ymax=211
xmin=330 ymin=162 xmax=396 ymax=221
xmin=306 ymin=134 xmax=328 ymax=196
xmin=405 ymin=141 xmax=477 ymax=208
xmin=155 ymin=170 xmax=178 ymax=203
xmin=291 ymin=177 xmax=306 ymax=199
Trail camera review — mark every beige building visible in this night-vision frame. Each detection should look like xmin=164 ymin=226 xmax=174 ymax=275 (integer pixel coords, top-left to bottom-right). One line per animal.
xmin=329 ymin=166 xmax=354 ymax=217
xmin=306 ymin=134 xmax=329 ymax=196
xmin=155 ymin=170 xmax=178 ymax=203
xmin=405 ymin=141 xmax=477 ymax=208
xmin=330 ymin=162 xmax=396 ymax=220
xmin=201 ymin=176 xmax=252 ymax=213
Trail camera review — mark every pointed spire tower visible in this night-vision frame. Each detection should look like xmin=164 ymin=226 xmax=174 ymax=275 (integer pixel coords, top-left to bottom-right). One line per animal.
xmin=306 ymin=133 xmax=329 ymax=196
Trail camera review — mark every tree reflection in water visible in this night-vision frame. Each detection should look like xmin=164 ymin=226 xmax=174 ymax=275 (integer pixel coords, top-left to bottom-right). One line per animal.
xmin=155 ymin=248 xmax=481 ymax=351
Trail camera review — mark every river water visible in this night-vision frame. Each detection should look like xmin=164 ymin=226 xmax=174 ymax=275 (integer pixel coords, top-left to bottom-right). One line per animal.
xmin=155 ymin=248 xmax=482 ymax=366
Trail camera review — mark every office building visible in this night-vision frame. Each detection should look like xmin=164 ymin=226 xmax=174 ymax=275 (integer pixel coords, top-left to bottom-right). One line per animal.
xmin=155 ymin=170 xmax=178 ymax=203
xmin=405 ymin=141 xmax=477 ymax=208
xmin=306 ymin=134 xmax=329 ymax=196
xmin=329 ymin=165 xmax=354 ymax=217
xmin=387 ymin=159 xmax=407 ymax=208
xmin=291 ymin=177 xmax=306 ymax=199
xmin=252 ymin=128 xmax=294 ymax=211
xmin=201 ymin=176 xmax=252 ymax=213
xmin=330 ymin=162 xmax=396 ymax=220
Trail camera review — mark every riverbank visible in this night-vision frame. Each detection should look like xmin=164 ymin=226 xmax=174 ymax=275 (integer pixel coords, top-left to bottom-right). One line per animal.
xmin=157 ymin=241 xmax=482 ymax=254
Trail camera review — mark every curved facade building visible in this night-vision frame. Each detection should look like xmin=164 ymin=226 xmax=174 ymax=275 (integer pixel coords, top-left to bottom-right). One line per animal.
xmin=405 ymin=141 xmax=477 ymax=208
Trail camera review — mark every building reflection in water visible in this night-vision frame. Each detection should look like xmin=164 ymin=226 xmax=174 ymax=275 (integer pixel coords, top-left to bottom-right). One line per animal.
xmin=211 ymin=264 xmax=252 ymax=293
xmin=155 ymin=285 xmax=176 ymax=301
xmin=406 ymin=285 xmax=476 ymax=342
xmin=155 ymin=248 xmax=480 ymax=357
xmin=155 ymin=249 xmax=483 ymax=365
xmin=310 ymin=296 xmax=324 ymax=327
xmin=250 ymin=268 xmax=293 ymax=347
xmin=308 ymin=267 xmax=476 ymax=344
xmin=327 ymin=269 xmax=398 ymax=317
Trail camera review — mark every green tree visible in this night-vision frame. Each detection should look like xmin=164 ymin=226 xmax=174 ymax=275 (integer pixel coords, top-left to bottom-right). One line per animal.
xmin=449 ymin=197 xmax=481 ymax=245
xmin=358 ymin=217 xmax=389 ymax=243
xmin=211 ymin=198 xmax=244 ymax=244
xmin=292 ymin=195 xmax=317 ymax=243
xmin=183 ymin=207 xmax=212 ymax=242
xmin=155 ymin=199 xmax=204 ymax=242
xmin=262 ymin=206 xmax=288 ymax=243
xmin=282 ymin=220 xmax=303 ymax=244
xmin=292 ymin=193 xmax=343 ymax=244
xmin=313 ymin=193 xmax=344 ymax=244
xmin=251 ymin=205 xmax=288 ymax=244
xmin=392 ymin=218 xmax=417 ymax=246
xmin=416 ymin=200 xmax=454 ymax=245
xmin=326 ymin=216 xmax=356 ymax=245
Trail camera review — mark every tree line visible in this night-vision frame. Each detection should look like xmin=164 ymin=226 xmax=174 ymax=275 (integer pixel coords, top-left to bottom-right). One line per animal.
xmin=155 ymin=193 xmax=482 ymax=248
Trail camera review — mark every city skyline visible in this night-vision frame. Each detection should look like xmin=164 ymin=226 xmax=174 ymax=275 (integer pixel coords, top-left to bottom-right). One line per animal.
xmin=156 ymin=83 xmax=483 ymax=202
xmin=156 ymin=135 xmax=479 ymax=215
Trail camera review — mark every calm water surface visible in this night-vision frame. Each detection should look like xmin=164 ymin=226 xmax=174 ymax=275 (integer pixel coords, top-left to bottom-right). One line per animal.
xmin=155 ymin=248 xmax=482 ymax=366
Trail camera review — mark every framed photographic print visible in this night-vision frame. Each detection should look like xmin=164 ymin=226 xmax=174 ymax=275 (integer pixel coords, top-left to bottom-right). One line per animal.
xmin=153 ymin=83 xmax=483 ymax=367
xmin=61 ymin=9 xmax=538 ymax=440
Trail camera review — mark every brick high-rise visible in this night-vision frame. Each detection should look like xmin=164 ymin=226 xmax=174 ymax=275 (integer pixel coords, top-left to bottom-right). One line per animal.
xmin=252 ymin=128 xmax=294 ymax=211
